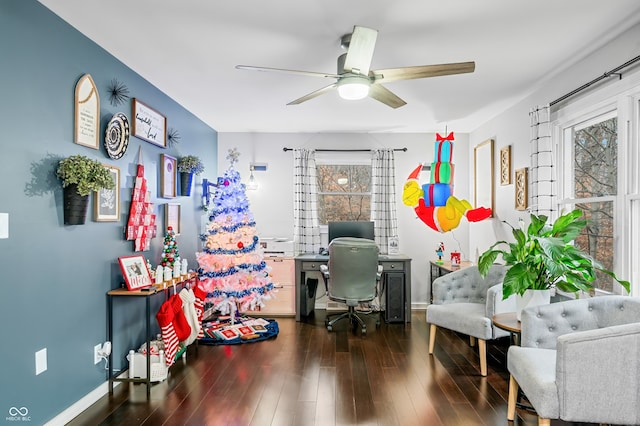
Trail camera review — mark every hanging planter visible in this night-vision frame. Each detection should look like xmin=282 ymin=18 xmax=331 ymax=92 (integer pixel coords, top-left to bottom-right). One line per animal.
xmin=57 ymin=155 xmax=115 ymax=226
xmin=177 ymin=155 xmax=204 ymax=197
xmin=180 ymin=172 xmax=194 ymax=196
xmin=63 ymin=184 xmax=89 ymax=225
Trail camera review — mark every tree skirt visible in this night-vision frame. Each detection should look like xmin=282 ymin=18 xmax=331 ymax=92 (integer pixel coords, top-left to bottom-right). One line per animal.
xmin=199 ymin=316 xmax=279 ymax=345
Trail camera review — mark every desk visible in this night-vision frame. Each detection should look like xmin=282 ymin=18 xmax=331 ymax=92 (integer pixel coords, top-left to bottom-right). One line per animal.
xmin=294 ymin=254 xmax=412 ymax=323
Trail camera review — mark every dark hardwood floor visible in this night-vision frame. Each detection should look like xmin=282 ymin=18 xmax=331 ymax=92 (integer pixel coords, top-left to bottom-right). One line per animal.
xmin=68 ymin=310 xmax=604 ymax=426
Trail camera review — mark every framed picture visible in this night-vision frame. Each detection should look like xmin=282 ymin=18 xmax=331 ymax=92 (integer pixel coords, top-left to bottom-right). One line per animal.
xmin=500 ymin=145 xmax=511 ymax=185
xmin=132 ymin=98 xmax=167 ymax=147
xmin=118 ymin=255 xmax=153 ymax=290
xmin=160 ymin=154 xmax=177 ymax=198
xmin=474 ymin=138 xmax=494 ymax=216
xmin=164 ymin=203 xmax=181 ymax=235
xmin=74 ymin=74 xmax=100 ymax=149
xmin=94 ymin=165 xmax=120 ymax=222
xmin=515 ymin=167 xmax=529 ymax=211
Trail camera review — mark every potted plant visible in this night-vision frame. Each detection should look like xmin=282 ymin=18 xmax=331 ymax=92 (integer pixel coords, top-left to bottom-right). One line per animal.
xmin=177 ymin=155 xmax=204 ymax=196
xmin=478 ymin=209 xmax=630 ymax=319
xmin=57 ymin=154 xmax=115 ymax=225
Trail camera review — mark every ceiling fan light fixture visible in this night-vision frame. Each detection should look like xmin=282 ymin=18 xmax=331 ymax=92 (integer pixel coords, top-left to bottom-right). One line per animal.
xmin=337 ymin=76 xmax=370 ymax=100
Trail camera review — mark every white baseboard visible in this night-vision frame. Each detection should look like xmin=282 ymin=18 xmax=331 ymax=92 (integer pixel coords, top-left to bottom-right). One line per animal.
xmin=44 ymin=371 xmax=127 ymax=426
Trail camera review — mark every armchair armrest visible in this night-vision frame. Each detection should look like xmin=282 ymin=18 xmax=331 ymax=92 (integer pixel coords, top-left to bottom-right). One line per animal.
xmin=485 ymin=283 xmax=516 ymax=318
xmin=556 ymin=322 xmax=640 ymax=423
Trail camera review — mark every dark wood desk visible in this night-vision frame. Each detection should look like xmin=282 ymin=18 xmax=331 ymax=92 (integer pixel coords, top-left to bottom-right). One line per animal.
xmin=294 ymin=253 xmax=412 ymax=323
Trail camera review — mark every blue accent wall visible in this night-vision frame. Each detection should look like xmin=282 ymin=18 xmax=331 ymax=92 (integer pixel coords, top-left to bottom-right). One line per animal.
xmin=0 ymin=1 xmax=218 ymax=423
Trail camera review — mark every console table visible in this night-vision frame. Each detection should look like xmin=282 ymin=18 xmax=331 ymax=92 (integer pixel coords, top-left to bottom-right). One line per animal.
xmin=294 ymin=253 xmax=412 ymax=323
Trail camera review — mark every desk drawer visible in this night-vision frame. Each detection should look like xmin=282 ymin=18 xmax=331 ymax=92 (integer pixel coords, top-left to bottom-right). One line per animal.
xmin=301 ymin=261 xmax=324 ymax=271
xmin=380 ymin=261 xmax=405 ymax=272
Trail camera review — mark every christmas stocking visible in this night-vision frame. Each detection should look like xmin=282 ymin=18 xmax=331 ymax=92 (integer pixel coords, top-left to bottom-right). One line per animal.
xmin=179 ymin=288 xmax=200 ymax=346
xmin=170 ymin=294 xmax=192 ymax=343
xmin=156 ymin=299 xmax=179 ymax=367
xmin=193 ymin=285 xmax=207 ymax=339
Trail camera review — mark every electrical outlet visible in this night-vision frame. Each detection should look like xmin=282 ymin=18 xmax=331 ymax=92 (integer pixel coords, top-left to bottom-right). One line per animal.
xmin=94 ymin=344 xmax=102 ymax=364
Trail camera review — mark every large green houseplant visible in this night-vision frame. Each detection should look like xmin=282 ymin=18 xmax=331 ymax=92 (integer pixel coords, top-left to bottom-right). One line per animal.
xmin=177 ymin=155 xmax=204 ymax=196
xmin=478 ymin=209 xmax=630 ymax=300
xmin=57 ymin=154 xmax=115 ymax=224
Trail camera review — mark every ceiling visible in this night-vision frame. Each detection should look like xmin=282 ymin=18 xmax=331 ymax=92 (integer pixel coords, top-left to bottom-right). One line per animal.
xmin=39 ymin=0 xmax=640 ymax=134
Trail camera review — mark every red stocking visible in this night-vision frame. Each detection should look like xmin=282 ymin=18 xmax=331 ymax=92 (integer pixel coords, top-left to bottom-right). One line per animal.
xmin=156 ymin=300 xmax=179 ymax=366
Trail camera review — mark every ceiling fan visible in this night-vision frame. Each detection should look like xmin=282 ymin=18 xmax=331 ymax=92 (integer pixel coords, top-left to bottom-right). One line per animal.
xmin=236 ymin=25 xmax=475 ymax=109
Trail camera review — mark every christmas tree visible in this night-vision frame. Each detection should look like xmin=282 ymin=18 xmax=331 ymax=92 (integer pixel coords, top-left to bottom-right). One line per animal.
xmin=161 ymin=226 xmax=180 ymax=269
xmin=196 ymin=148 xmax=275 ymax=315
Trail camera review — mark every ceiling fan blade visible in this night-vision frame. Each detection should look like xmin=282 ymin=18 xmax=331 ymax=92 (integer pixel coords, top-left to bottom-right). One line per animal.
xmin=373 ymin=61 xmax=476 ymax=83
xmin=343 ymin=26 xmax=378 ymax=76
xmin=368 ymin=84 xmax=407 ymax=109
xmin=236 ymin=65 xmax=340 ymax=79
xmin=287 ymin=83 xmax=338 ymax=105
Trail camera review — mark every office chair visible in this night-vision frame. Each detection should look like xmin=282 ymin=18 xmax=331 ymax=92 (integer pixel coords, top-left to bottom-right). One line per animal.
xmin=320 ymin=237 xmax=383 ymax=335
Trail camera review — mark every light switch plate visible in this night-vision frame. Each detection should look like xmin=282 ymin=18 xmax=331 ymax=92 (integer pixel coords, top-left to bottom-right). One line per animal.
xmin=0 ymin=213 xmax=8 ymax=239
xmin=35 ymin=348 xmax=47 ymax=375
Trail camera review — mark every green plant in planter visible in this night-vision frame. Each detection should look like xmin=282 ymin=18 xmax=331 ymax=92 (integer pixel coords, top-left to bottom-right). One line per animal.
xmin=177 ymin=155 xmax=205 ymax=175
xmin=56 ymin=155 xmax=115 ymax=196
xmin=478 ymin=209 xmax=630 ymax=299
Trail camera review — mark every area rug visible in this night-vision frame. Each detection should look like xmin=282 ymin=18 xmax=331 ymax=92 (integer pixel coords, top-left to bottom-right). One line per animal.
xmin=198 ymin=316 xmax=279 ymax=345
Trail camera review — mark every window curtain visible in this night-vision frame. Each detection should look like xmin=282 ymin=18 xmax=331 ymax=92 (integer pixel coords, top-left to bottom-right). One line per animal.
xmin=529 ymin=105 xmax=557 ymax=219
xmin=371 ymin=149 xmax=398 ymax=254
xmin=293 ymin=148 xmax=321 ymax=254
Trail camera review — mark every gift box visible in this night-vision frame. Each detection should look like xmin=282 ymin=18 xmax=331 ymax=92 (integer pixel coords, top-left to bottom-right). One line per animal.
xmin=434 ymin=141 xmax=453 ymax=162
xmin=430 ymin=162 xmax=455 ymax=184
xmin=421 ymin=183 xmax=452 ymax=207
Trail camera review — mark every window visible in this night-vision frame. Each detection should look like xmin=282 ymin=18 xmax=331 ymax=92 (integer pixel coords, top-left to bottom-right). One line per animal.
xmin=316 ymin=164 xmax=371 ymax=224
xmin=315 ymin=152 xmax=371 ymax=224
xmin=560 ymin=113 xmax=618 ymax=292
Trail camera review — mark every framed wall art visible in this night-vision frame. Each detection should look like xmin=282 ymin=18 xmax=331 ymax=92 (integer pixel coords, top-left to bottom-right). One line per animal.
xmin=515 ymin=167 xmax=529 ymax=211
xmin=500 ymin=145 xmax=511 ymax=185
xmin=94 ymin=164 xmax=120 ymax=222
xmin=118 ymin=255 xmax=153 ymax=290
xmin=132 ymin=98 xmax=167 ymax=147
xmin=473 ymin=138 xmax=494 ymax=216
xmin=164 ymin=203 xmax=181 ymax=235
xmin=160 ymin=154 xmax=177 ymax=198
xmin=74 ymin=74 xmax=100 ymax=149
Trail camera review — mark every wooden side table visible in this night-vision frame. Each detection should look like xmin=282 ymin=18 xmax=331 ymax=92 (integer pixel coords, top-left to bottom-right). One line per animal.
xmin=492 ymin=312 xmax=521 ymax=345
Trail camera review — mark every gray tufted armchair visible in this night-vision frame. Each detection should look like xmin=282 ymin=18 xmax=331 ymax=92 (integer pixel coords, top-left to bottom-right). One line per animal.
xmin=426 ymin=264 xmax=514 ymax=376
xmin=507 ymin=296 xmax=640 ymax=426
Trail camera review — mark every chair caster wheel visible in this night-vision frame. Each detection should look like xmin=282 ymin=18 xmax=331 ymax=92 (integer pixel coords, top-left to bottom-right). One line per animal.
xmin=362 ymin=328 xmax=367 ymax=336
xmin=327 ymin=325 xmax=333 ymax=331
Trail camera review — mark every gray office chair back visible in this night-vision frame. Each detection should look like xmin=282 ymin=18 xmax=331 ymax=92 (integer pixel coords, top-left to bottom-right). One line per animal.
xmin=328 ymin=237 xmax=379 ymax=306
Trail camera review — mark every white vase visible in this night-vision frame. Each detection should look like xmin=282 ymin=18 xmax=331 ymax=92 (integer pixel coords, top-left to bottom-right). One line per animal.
xmin=516 ymin=289 xmax=551 ymax=321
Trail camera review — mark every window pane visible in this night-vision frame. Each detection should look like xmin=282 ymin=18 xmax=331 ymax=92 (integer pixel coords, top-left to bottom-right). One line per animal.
xmin=317 ymin=164 xmax=371 ymax=223
xmin=574 ymin=201 xmax=614 ymax=292
xmin=318 ymin=194 xmax=371 ymax=223
xmin=573 ymin=117 xmax=617 ymax=198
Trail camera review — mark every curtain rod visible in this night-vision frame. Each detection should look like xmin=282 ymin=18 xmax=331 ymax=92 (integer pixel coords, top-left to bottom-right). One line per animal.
xmin=550 ymin=54 xmax=640 ymax=106
xmin=282 ymin=147 xmax=407 ymax=152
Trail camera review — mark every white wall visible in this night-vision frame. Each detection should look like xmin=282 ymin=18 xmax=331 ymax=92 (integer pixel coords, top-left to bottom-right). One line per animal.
xmin=218 ymin=132 xmax=474 ymax=308
xmin=468 ymin=21 xmax=640 ymax=261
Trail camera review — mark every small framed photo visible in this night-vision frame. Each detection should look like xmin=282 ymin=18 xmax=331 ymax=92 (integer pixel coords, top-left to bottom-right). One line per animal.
xmin=160 ymin=154 xmax=177 ymax=198
xmin=515 ymin=167 xmax=529 ymax=210
xmin=94 ymin=165 xmax=120 ymax=222
xmin=132 ymin=98 xmax=167 ymax=147
xmin=118 ymin=255 xmax=153 ymax=290
xmin=164 ymin=203 xmax=181 ymax=235
xmin=500 ymin=145 xmax=511 ymax=185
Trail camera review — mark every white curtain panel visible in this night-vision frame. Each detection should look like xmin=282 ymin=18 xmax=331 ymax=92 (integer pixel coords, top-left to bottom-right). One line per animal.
xmin=529 ymin=105 xmax=557 ymax=219
xmin=293 ymin=148 xmax=321 ymax=254
xmin=371 ymin=149 xmax=398 ymax=254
